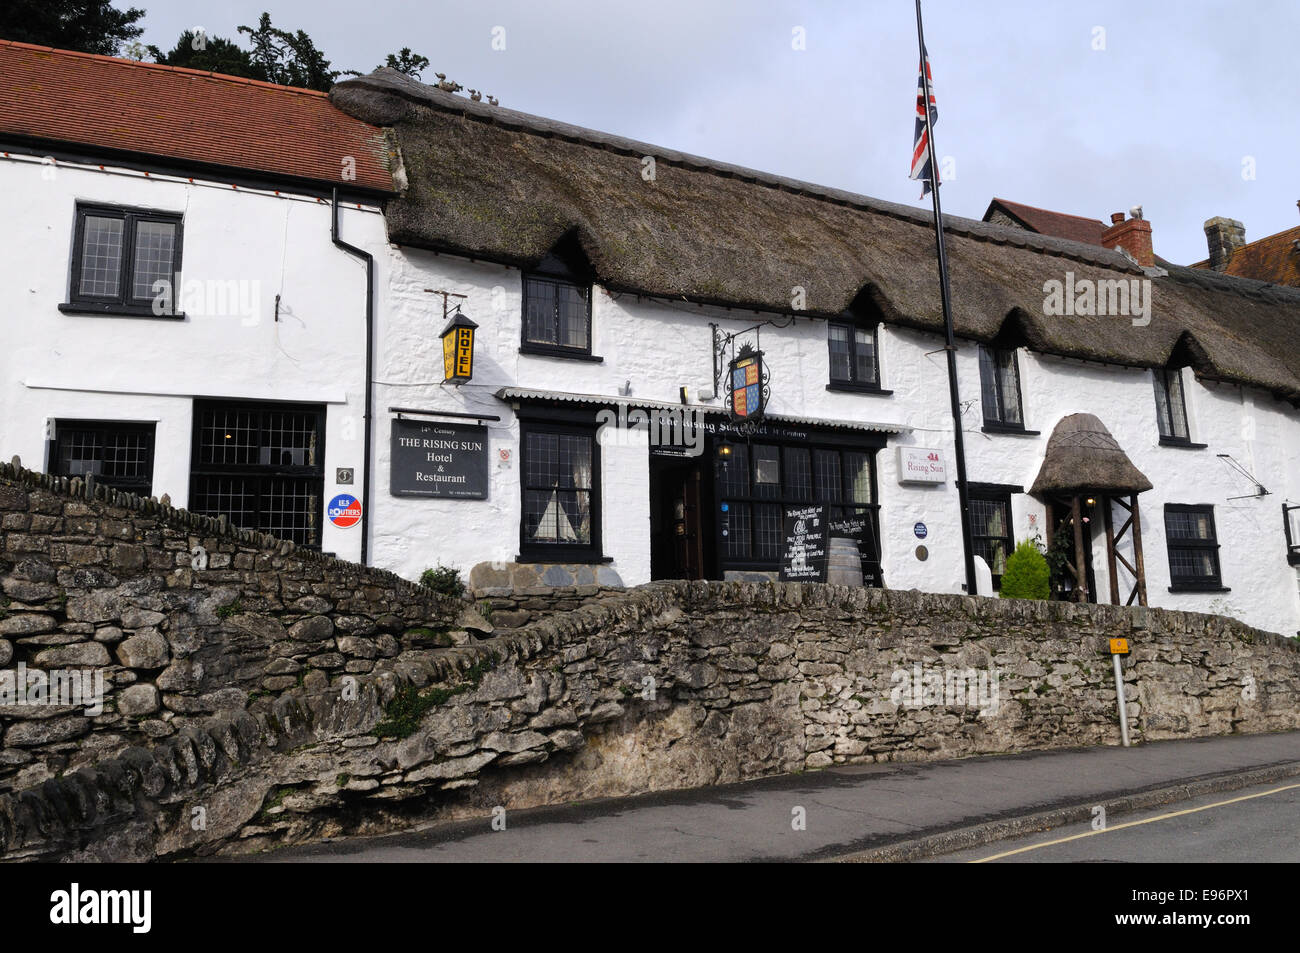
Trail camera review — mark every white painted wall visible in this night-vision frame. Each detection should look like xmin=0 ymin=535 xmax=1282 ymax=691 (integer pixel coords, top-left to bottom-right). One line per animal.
xmin=0 ymin=154 xmax=388 ymax=561
xmin=375 ymin=245 xmax=1300 ymax=637
xmin=3 ymin=152 xmax=1295 ymax=637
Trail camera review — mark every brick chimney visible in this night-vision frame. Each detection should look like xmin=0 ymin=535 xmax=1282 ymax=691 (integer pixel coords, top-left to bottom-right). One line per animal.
xmin=1101 ymin=211 xmax=1154 ymax=267
xmin=1203 ymin=216 xmax=1245 ymax=271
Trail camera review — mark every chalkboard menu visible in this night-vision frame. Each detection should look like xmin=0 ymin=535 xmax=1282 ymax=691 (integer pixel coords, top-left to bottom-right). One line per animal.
xmin=780 ymin=505 xmax=879 ymax=586
xmin=780 ymin=505 xmax=828 ymax=582
xmin=390 ymin=419 xmax=489 ymax=499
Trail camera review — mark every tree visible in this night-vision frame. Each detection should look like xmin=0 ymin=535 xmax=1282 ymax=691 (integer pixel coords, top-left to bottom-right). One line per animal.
xmin=382 ymin=48 xmax=429 ymax=79
xmin=999 ymin=539 xmax=1051 ymax=600
xmin=236 ymin=13 xmax=338 ymax=92
xmin=0 ymin=0 xmax=145 ymax=55
xmin=147 ymin=30 xmax=262 ymax=79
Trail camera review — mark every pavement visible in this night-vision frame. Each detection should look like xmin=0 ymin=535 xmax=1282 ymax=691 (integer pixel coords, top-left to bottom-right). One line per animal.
xmin=254 ymin=731 xmax=1300 ymax=863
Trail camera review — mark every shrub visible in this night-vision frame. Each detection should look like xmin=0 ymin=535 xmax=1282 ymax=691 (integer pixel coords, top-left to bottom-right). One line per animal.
xmin=419 ymin=564 xmax=465 ymax=599
xmin=999 ymin=539 xmax=1050 ymax=599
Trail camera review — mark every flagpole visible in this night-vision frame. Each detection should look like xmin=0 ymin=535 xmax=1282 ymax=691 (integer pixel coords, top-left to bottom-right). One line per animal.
xmin=914 ymin=0 xmax=978 ymax=596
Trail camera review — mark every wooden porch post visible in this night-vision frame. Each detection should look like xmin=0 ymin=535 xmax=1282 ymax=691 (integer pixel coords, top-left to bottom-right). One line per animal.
xmin=1130 ymin=493 xmax=1148 ymax=607
xmin=1103 ymin=494 xmax=1120 ymax=605
xmin=1071 ymin=494 xmax=1088 ymax=603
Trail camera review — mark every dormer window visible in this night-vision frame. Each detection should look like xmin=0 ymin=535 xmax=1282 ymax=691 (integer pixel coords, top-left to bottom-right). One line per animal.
xmin=826 ymin=288 xmax=889 ymax=395
xmin=979 ymin=345 xmax=1024 ymax=429
xmin=520 ymin=241 xmax=595 ymax=359
xmin=1153 ymin=367 xmax=1190 ymax=442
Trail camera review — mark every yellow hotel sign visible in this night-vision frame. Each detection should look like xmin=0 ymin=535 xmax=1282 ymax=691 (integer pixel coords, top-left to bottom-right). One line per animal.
xmin=439 ymin=312 xmax=478 ymax=384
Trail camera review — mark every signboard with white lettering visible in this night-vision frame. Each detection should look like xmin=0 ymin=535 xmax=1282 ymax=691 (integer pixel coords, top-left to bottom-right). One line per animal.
xmin=390 ymin=419 xmax=489 ymax=499
xmin=780 ymin=505 xmax=827 ymax=583
xmin=897 ymin=446 xmax=947 ymax=484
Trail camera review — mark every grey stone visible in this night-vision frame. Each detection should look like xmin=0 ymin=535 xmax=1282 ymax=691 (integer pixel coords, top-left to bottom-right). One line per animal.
xmin=33 ymin=642 xmax=111 ymax=667
xmin=116 ymin=632 xmax=170 ymax=669
xmin=117 ymin=684 xmax=160 ymax=716
xmin=288 ymin=615 xmax=335 ymax=643
xmin=292 ymin=596 xmax=333 ymax=614
xmin=405 ymin=751 xmax=496 ymax=783
xmin=4 ymin=715 xmax=90 ymax=747
xmin=2 ymin=578 xmax=59 ymax=602
xmin=547 ymin=729 xmax=585 ymax=751
xmin=0 ymin=639 xmax=10 ymax=666
xmin=481 ymin=730 xmax=549 ymax=753
xmin=594 ymin=566 xmax=624 ymax=587
xmin=94 ymin=626 xmax=125 ymax=643
xmin=0 ymin=613 xmax=56 ymax=636
xmin=121 ymin=607 xmax=166 ymax=629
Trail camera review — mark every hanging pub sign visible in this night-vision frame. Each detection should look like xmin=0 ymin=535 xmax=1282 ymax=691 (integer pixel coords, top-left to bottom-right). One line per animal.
xmin=390 ymin=419 xmax=489 ymax=499
xmin=440 ymin=311 xmax=478 ymax=384
xmin=728 ymin=347 xmax=765 ymax=422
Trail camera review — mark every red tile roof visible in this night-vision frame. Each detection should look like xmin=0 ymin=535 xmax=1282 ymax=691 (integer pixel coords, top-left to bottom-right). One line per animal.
xmin=1191 ymin=224 xmax=1300 ymax=287
xmin=983 ymin=198 xmax=1109 ymax=246
xmin=0 ymin=40 xmax=393 ymax=193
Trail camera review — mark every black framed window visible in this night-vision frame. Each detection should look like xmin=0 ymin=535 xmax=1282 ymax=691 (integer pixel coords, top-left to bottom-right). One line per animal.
xmin=64 ymin=203 xmax=183 ymax=317
xmin=49 ymin=420 xmax=155 ymax=493
xmin=188 ymin=401 xmax=325 ymax=548
xmin=969 ymin=489 xmax=1014 ymax=587
xmin=828 ymin=322 xmax=880 ymax=389
xmin=1284 ymin=504 xmax=1300 ymax=566
xmin=979 ymin=345 xmax=1024 ymax=428
xmin=1164 ymin=504 xmax=1224 ymax=591
xmin=520 ymin=422 xmax=601 ymax=560
xmin=717 ymin=441 xmax=879 ymax=577
xmin=1153 ymin=367 xmax=1190 ymax=442
xmin=522 ymin=274 xmax=592 ymax=356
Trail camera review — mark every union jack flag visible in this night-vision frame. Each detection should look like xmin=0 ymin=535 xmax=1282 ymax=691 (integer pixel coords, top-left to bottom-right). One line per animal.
xmin=910 ymin=44 xmax=939 ymax=198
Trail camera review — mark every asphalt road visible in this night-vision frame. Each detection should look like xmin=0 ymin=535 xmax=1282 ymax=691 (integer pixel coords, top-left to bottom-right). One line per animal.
xmin=927 ymin=777 xmax=1300 ymax=863
xmin=252 ymin=731 xmax=1300 ymax=863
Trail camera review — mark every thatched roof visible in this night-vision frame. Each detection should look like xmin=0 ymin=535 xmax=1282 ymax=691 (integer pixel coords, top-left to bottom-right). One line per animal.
xmin=1030 ymin=414 xmax=1153 ymax=496
xmin=331 ymin=70 xmax=1300 ymax=404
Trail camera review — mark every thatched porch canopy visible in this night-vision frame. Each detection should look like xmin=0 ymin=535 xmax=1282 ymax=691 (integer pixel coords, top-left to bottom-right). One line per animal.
xmin=1030 ymin=414 xmax=1153 ymax=496
xmin=331 ymin=70 xmax=1300 ymax=404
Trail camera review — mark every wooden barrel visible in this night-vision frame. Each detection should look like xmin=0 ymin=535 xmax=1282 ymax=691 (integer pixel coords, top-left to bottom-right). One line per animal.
xmin=826 ymin=536 xmax=863 ymax=586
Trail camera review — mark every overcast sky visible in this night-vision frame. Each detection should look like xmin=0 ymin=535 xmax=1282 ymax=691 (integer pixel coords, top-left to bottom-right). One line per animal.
xmin=134 ymin=0 xmax=1298 ymax=265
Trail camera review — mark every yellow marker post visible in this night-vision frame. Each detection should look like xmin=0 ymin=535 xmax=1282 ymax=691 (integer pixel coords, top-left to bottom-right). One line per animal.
xmin=1110 ymin=638 xmax=1131 ymax=747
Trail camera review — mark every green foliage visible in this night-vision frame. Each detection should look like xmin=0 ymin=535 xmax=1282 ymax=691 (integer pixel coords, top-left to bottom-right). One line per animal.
xmin=216 ymin=599 xmax=243 ymax=619
xmin=0 ymin=0 xmax=145 ymax=56
xmin=148 ymin=30 xmax=260 ymax=78
xmin=999 ymin=538 xmax=1051 ymax=600
xmin=419 ymin=565 xmax=465 ymax=599
xmin=374 ymin=654 xmax=497 ymax=738
xmin=382 ymin=47 xmax=429 ymax=78
xmin=1043 ymin=522 xmax=1074 ymax=592
xmin=236 ymin=12 xmax=338 ymax=91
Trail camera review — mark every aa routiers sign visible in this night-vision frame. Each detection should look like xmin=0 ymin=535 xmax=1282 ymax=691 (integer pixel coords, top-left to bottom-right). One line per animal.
xmin=896 ymin=446 xmax=947 ymax=484
xmin=390 ymin=419 xmax=489 ymax=499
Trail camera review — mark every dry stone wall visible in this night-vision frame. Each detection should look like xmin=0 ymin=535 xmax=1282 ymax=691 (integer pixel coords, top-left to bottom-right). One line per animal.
xmin=1 ymin=461 xmax=1298 ymax=861
xmin=0 ymin=461 xmax=485 ymax=799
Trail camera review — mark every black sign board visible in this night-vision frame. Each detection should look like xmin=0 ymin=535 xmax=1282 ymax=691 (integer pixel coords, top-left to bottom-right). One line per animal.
xmin=780 ymin=505 xmax=828 ymax=582
xmin=827 ymin=511 xmax=882 ymax=586
xmin=390 ymin=419 xmax=488 ymax=499
xmin=780 ymin=505 xmax=880 ymax=586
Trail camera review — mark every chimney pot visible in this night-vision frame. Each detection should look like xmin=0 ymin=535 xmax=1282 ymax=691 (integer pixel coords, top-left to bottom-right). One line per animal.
xmin=1101 ymin=213 xmax=1155 ymax=268
xmin=1203 ymin=217 xmax=1246 ymax=272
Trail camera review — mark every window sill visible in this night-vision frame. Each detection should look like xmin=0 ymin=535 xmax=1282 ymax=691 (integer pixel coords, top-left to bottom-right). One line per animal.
xmin=981 ymin=423 xmax=1040 ymax=436
xmin=1167 ymin=584 xmax=1231 ymax=593
xmin=516 ymin=552 xmax=612 ymax=565
xmin=59 ymin=302 xmax=186 ymax=320
xmin=826 ymin=382 xmax=893 ymax=396
xmin=518 ymin=345 xmax=603 ymax=363
xmin=1158 ymin=437 xmax=1209 ymax=449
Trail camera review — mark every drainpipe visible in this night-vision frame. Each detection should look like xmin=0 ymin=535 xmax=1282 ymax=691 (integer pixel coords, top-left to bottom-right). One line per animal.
xmin=331 ymin=188 xmax=375 ymax=566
